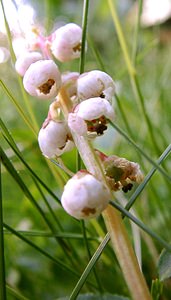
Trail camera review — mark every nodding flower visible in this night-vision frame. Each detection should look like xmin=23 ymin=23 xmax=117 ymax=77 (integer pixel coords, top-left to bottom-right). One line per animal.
xmin=38 ymin=118 xmax=74 ymax=158
xmin=50 ymin=23 xmax=82 ymax=62
xmin=68 ymin=97 xmax=115 ymax=137
xmin=23 ymin=59 xmax=61 ymax=99
xmin=15 ymin=51 xmax=43 ymax=76
xmin=61 ymin=170 xmax=110 ymax=220
xmin=77 ymin=70 xmax=115 ymax=102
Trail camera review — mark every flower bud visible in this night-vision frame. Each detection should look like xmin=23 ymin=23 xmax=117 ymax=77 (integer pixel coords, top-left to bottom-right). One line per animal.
xmin=15 ymin=51 xmax=43 ymax=76
xmin=38 ymin=119 xmax=74 ymax=158
xmin=61 ymin=171 xmax=110 ymax=220
xmin=50 ymin=23 xmax=82 ymax=62
xmin=68 ymin=97 xmax=115 ymax=137
xmin=77 ymin=70 xmax=115 ymax=102
xmin=23 ymin=60 xmax=61 ymax=99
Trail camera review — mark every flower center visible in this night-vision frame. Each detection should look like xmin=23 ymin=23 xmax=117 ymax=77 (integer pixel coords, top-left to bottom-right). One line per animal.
xmin=38 ymin=79 xmax=55 ymax=95
xmin=82 ymin=207 xmax=96 ymax=216
xmin=86 ymin=115 xmax=107 ymax=135
xmin=73 ymin=42 xmax=81 ymax=53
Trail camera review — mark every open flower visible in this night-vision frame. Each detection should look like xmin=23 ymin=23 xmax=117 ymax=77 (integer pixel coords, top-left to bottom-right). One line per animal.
xmin=68 ymin=97 xmax=115 ymax=137
xmin=23 ymin=60 xmax=61 ymax=99
xmin=50 ymin=23 xmax=82 ymax=62
xmin=38 ymin=118 xmax=74 ymax=158
xmin=77 ymin=70 xmax=115 ymax=102
xmin=96 ymin=150 xmax=144 ymax=192
xmin=15 ymin=51 xmax=43 ymax=76
xmin=61 ymin=171 xmax=110 ymax=220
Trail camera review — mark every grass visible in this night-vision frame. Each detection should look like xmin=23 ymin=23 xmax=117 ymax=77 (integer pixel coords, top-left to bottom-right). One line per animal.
xmin=1 ymin=0 xmax=171 ymax=299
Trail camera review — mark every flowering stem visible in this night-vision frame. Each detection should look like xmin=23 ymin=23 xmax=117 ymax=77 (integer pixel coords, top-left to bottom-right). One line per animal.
xmin=58 ymin=88 xmax=152 ymax=300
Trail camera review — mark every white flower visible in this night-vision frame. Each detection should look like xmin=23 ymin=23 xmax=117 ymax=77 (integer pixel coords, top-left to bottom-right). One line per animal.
xmin=77 ymin=70 xmax=115 ymax=102
xmin=23 ymin=60 xmax=61 ymax=99
xmin=38 ymin=119 xmax=74 ymax=158
xmin=50 ymin=23 xmax=82 ymax=62
xmin=61 ymin=171 xmax=110 ymax=220
xmin=68 ymin=97 xmax=115 ymax=136
xmin=15 ymin=51 xmax=43 ymax=76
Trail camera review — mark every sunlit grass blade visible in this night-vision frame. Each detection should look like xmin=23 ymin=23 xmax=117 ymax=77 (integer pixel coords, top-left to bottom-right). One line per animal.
xmin=125 ymin=143 xmax=171 ymax=212
xmin=69 ymin=233 xmax=110 ymax=299
xmin=109 ymin=201 xmax=171 ymax=253
xmin=0 ymin=162 xmax=7 ymax=300
xmin=109 ymin=120 xmax=171 ymax=181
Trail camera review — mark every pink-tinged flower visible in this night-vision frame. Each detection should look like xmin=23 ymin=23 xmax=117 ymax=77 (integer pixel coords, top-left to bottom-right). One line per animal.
xmin=68 ymin=97 xmax=115 ymax=137
xmin=77 ymin=70 xmax=115 ymax=102
xmin=23 ymin=60 xmax=61 ymax=99
xmin=61 ymin=171 xmax=110 ymax=220
xmin=50 ymin=23 xmax=82 ymax=62
xmin=15 ymin=52 xmax=43 ymax=76
xmin=38 ymin=119 xmax=74 ymax=158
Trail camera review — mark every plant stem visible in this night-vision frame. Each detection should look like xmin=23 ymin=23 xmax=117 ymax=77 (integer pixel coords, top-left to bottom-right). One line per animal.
xmin=58 ymin=88 xmax=152 ymax=300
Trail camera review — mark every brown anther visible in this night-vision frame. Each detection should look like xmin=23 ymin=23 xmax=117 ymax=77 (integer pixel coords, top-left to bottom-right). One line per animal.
xmin=100 ymin=92 xmax=105 ymax=98
xmin=82 ymin=207 xmax=96 ymax=216
xmin=73 ymin=42 xmax=81 ymax=52
xmin=38 ymin=79 xmax=55 ymax=95
xmin=122 ymin=183 xmax=133 ymax=193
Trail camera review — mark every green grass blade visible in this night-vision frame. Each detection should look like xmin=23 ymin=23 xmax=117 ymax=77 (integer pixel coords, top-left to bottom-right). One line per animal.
xmin=6 ymin=285 xmax=30 ymax=300
xmin=109 ymin=201 xmax=171 ymax=253
xmin=69 ymin=233 xmax=110 ymax=299
xmin=3 ymin=223 xmax=80 ymax=279
xmin=109 ymin=120 xmax=171 ymax=181
xmin=4 ymin=229 xmax=99 ymax=241
xmin=0 ymin=119 xmax=60 ymax=204
xmin=132 ymin=0 xmax=143 ymax=65
xmin=0 ymin=80 xmax=36 ymax=136
xmin=107 ymin=0 xmax=161 ymax=154
xmin=81 ymin=220 xmax=103 ymax=293
xmin=125 ymin=143 xmax=171 ymax=211
xmin=0 ymin=162 xmax=7 ymax=300
xmin=79 ymin=0 xmax=89 ymax=74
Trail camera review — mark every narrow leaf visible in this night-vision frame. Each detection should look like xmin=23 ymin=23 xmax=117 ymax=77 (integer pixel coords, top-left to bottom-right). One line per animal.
xmin=158 ymin=248 xmax=171 ymax=281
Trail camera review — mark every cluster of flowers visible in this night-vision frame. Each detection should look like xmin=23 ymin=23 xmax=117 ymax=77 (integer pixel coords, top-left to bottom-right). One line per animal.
xmin=15 ymin=22 xmax=143 ymax=220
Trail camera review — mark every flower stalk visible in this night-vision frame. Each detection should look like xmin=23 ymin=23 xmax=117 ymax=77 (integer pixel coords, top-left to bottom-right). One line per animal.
xmin=58 ymin=87 xmax=152 ymax=300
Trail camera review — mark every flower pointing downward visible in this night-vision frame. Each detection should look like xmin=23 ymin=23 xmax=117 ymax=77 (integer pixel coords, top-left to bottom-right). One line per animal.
xmin=68 ymin=97 xmax=115 ymax=137
xmin=61 ymin=171 xmax=110 ymax=220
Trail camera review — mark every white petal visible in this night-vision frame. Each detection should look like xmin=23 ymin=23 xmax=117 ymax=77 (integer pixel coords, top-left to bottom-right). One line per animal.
xmin=23 ymin=60 xmax=61 ymax=99
xmin=77 ymin=98 xmax=115 ymax=121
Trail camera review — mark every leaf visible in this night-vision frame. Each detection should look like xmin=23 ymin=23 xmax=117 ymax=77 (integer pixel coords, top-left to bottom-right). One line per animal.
xmin=57 ymin=294 xmax=130 ymax=300
xmin=158 ymin=248 xmax=171 ymax=281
